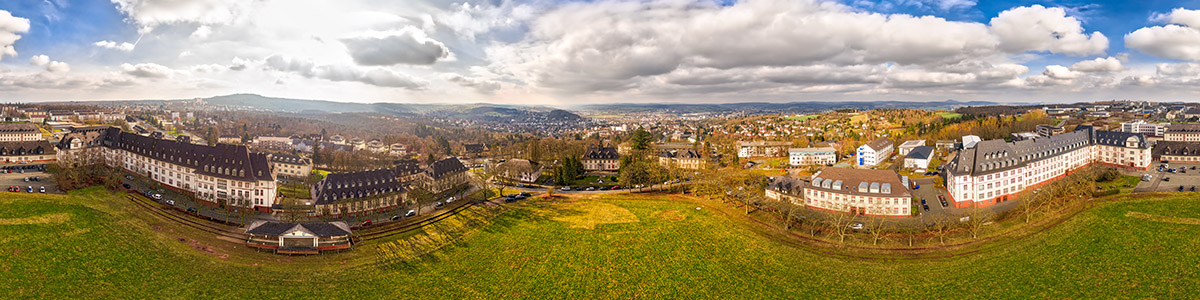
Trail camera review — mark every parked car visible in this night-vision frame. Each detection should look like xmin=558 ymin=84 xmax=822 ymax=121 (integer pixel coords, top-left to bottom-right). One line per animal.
xmin=913 ymin=184 xmax=920 ymax=190
xmin=923 ymin=204 xmax=930 ymax=211
xmin=586 ymin=187 xmax=596 ymax=191
xmin=519 ymin=192 xmax=532 ymax=197
xmin=920 ymin=198 xmax=927 ymax=205
xmin=1192 ymin=186 xmax=1196 ymax=192
xmin=27 ymin=186 xmax=33 ymax=193
xmin=361 ymin=220 xmax=373 ymax=227
xmin=165 ymin=199 xmax=174 ymax=205
xmin=187 ymin=207 xmax=198 ymax=214
xmin=1164 ymin=177 xmax=1171 ymax=182
xmin=122 ymin=183 xmax=132 ymax=190
xmin=434 ymin=201 xmax=445 ymax=208
xmin=446 ymin=196 xmax=455 ymax=203
xmin=1179 ymin=185 xmax=1186 ymax=192
xmin=849 ymin=223 xmax=864 ymax=230
xmin=405 ymin=210 xmax=417 ymax=217
xmin=504 ymin=196 xmax=517 ymax=203
xmin=126 ymin=175 xmax=134 ymax=180
xmin=600 ymin=186 xmax=612 ymax=191
xmin=561 ymin=186 xmax=572 ymax=191
xmin=612 ymin=185 xmax=621 ymax=190
xmin=940 ymin=199 xmax=949 ymax=208
xmin=152 ymin=193 xmax=163 ymax=200
xmin=391 ymin=215 xmax=401 ymax=221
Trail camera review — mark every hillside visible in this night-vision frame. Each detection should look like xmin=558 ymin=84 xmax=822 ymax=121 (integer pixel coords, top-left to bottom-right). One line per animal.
xmin=2 ymin=189 xmax=1197 ymax=298
xmin=577 ymin=100 xmax=999 ymax=114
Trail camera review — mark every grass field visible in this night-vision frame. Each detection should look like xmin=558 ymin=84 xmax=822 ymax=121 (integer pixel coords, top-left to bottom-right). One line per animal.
xmin=785 ymin=114 xmax=818 ymax=121
xmin=937 ymin=111 xmax=963 ymax=119
xmin=1 ymin=189 xmax=1197 ymax=298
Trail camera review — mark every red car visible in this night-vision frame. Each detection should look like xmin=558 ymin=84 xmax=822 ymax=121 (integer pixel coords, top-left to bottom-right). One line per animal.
xmin=360 ymin=220 xmax=373 ymax=227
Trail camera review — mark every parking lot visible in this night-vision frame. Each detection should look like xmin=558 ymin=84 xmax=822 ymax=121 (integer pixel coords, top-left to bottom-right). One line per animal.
xmin=1134 ymin=162 xmax=1200 ymax=193
xmin=0 ymin=164 xmax=61 ymax=194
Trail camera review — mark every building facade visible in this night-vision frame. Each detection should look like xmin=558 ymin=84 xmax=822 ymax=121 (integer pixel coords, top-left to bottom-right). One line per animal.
xmin=269 ymin=153 xmax=312 ymax=178
xmin=582 ymin=146 xmax=620 ymax=172
xmin=0 ymin=123 xmax=41 ymax=142
xmin=897 ymin=140 xmax=926 ymax=155
xmin=737 ymin=141 xmax=790 ymax=158
xmin=312 ymin=167 xmax=410 ymax=217
xmin=803 ymin=167 xmax=912 ymax=217
xmin=1165 ymin=124 xmax=1200 ymax=141
xmin=496 ymin=159 xmax=543 ymax=183
xmin=788 ymin=147 xmax=837 ymax=166
xmin=903 ymin=146 xmax=933 ymax=170
xmin=659 ymin=149 xmax=708 ymax=170
xmin=419 ymin=157 xmax=469 ymax=194
xmin=99 ymin=128 xmax=278 ymax=211
xmin=1153 ymin=141 xmax=1200 ymax=162
xmin=856 ymin=138 xmax=893 ymax=167
xmin=0 ymin=141 xmax=56 ymax=163
xmin=944 ymin=126 xmax=1150 ymax=208
xmin=1122 ymin=120 xmax=1168 ymax=136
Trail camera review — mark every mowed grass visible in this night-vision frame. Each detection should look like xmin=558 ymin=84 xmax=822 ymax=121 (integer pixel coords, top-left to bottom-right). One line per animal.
xmin=938 ymin=111 xmax=964 ymax=119
xmin=1 ymin=189 xmax=1198 ymax=298
xmin=785 ymin=114 xmax=817 ymax=121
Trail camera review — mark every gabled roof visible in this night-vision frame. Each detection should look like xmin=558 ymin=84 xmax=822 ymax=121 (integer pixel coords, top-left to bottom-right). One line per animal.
xmin=905 ymin=146 xmax=933 ymax=160
xmin=0 ymin=141 xmax=55 ymax=156
xmin=314 ymin=166 xmax=409 ymax=205
xmin=245 ymin=221 xmax=351 ymax=237
xmin=583 ymin=147 xmax=619 ymax=160
xmin=0 ymin=123 xmax=38 ymax=134
xmin=426 ymin=157 xmax=467 ymax=179
xmin=661 ymin=149 xmax=702 ymax=159
xmin=862 ymin=138 xmax=893 ymax=152
xmin=101 ymin=128 xmax=274 ymax=182
xmin=1153 ymin=141 xmax=1200 ymax=157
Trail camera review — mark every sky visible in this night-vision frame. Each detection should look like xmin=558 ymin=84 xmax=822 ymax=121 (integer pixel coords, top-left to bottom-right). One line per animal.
xmin=5 ymin=0 xmax=1200 ymax=105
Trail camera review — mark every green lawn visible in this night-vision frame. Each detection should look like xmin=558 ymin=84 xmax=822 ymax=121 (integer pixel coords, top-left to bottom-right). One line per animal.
xmin=1098 ymin=174 xmax=1141 ymax=191
xmin=937 ymin=111 xmax=963 ymax=119
xmin=1 ymin=189 xmax=1197 ymax=298
xmin=785 ymin=115 xmax=817 ymax=121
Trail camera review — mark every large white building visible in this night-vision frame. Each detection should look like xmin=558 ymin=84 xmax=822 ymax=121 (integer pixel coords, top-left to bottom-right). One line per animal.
xmin=1164 ymin=124 xmax=1200 ymax=141
xmin=738 ymin=141 xmax=791 ymax=158
xmin=856 ymin=138 xmax=893 ymax=167
xmin=788 ymin=147 xmax=837 ymax=166
xmin=944 ymin=126 xmax=1150 ymax=208
xmin=79 ymin=128 xmax=280 ymax=211
xmin=1122 ymin=120 xmax=1168 ymax=136
xmin=803 ymin=167 xmax=912 ymax=217
xmin=0 ymin=123 xmax=42 ymax=142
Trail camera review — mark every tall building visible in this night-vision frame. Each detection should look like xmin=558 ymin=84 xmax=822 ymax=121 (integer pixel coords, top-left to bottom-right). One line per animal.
xmin=856 ymin=138 xmax=893 ymax=167
xmin=98 ymin=128 xmax=278 ymax=211
xmin=944 ymin=126 xmax=1150 ymax=208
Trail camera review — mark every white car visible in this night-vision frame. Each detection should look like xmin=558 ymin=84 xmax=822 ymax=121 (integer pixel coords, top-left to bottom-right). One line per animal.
xmin=446 ymin=197 xmax=455 ymax=203
xmin=166 ymin=199 xmax=175 ymax=205
xmin=561 ymin=186 xmax=571 ymax=191
xmin=849 ymin=223 xmax=864 ymax=230
xmin=152 ymin=193 xmax=163 ymax=200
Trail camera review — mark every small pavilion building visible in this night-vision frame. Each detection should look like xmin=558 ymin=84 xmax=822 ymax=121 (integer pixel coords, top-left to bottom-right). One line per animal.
xmin=245 ymin=221 xmax=352 ymax=254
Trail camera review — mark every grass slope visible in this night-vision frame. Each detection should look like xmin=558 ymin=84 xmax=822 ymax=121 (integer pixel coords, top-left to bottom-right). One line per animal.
xmin=0 ymin=190 xmax=1197 ymax=298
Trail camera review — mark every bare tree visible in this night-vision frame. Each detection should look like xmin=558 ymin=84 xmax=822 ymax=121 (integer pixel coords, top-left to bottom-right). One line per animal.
xmin=827 ymin=212 xmax=856 ymax=244
xmin=965 ymin=206 xmax=993 ymax=239
xmin=927 ymin=214 xmax=954 ymax=245
xmin=864 ymin=217 xmax=891 ymax=246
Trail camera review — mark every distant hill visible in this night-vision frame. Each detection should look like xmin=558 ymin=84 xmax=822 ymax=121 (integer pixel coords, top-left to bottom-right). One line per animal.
xmin=577 ymin=100 xmax=998 ymax=114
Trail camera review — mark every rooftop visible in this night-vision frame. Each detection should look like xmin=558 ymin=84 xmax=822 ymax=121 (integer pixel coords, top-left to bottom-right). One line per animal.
xmin=808 ymin=167 xmax=910 ymax=198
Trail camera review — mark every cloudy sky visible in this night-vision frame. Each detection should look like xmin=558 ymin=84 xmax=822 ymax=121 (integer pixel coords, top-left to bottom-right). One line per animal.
xmin=4 ymin=0 xmax=1200 ymax=105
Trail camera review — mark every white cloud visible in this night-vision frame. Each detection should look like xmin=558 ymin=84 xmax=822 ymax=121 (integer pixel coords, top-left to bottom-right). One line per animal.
xmin=94 ymin=40 xmax=136 ymax=52
xmin=29 ymin=54 xmax=49 ymax=66
xmin=989 ymin=5 xmax=1108 ymax=56
xmin=1156 ymin=62 xmax=1200 ymax=76
xmin=190 ymin=25 xmax=212 ymax=39
xmin=1042 ymin=65 xmax=1082 ymax=80
xmin=46 ymin=61 xmax=70 ymax=73
xmin=110 ymin=0 xmax=251 ymax=33
xmin=436 ymin=1 xmax=543 ymax=40
xmin=341 ymin=26 xmax=450 ymax=66
xmin=0 ymin=10 xmax=30 ymax=61
xmin=1070 ymin=57 xmax=1124 ymax=73
xmin=447 ymin=74 xmax=501 ymax=94
xmin=1127 ymin=9 xmax=1200 ymax=61
xmin=487 ymin=0 xmax=1101 ymax=94
xmin=262 ymin=54 xmax=425 ymax=89
xmin=121 ymin=63 xmax=173 ymax=78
